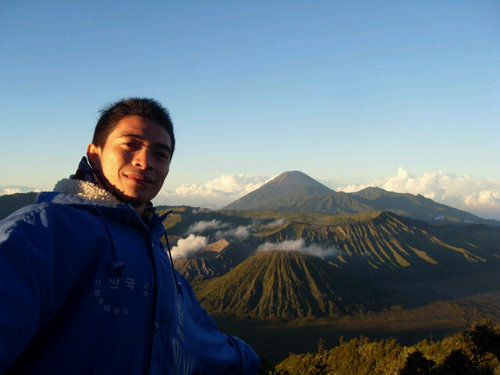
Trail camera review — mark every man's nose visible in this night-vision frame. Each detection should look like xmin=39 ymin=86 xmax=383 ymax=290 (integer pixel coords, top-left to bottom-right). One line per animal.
xmin=132 ymin=148 xmax=152 ymax=169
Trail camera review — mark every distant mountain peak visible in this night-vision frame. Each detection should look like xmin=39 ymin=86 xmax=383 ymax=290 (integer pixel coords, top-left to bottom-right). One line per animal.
xmin=352 ymin=186 xmax=390 ymax=199
xmin=268 ymin=170 xmax=331 ymax=188
xmin=223 ymin=171 xmax=333 ymax=211
xmin=359 ymin=186 xmax=385 ymax=193
xmin=274 ymin=170 xmax=313 ymax=179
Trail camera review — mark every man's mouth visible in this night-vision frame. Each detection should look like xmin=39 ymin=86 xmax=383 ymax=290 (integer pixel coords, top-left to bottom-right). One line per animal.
xmin=125 ymin=173 xmax=154 ymax=185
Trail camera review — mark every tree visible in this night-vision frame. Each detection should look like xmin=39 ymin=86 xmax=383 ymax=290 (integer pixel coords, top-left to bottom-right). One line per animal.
xmin=399 ymin=350 xmax=436 ymax=375
xmin=468 ymin=322 xmax=500 ymax=365
xmin=435 ymin=349 xmax=483 ymax=375
xmin=307 ymin=359 xmax=332 ymax=375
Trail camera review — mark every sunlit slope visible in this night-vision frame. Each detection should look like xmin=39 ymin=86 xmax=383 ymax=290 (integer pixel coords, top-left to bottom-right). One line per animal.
xmin=193 ymin=250 xmax=376 ymax=319
xmin=257 ymin=211 xmax=500 ymax=278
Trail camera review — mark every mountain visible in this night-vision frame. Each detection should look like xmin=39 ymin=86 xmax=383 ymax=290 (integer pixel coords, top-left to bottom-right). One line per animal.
xmin=255 ymin=211 xmax=500 ymax=281
xmin=223 ymin=171 xmax=498 ymax=226
xmin=350 ymin=187 xmax=492 ymax=224
xmin=224 ymin=171 xmax=334 ymax=211
xmin=165 ymin=206 xmax=500 ymax=308
xmin=193 ymin=250 xmax=379 ymax=319
xmin=0 ymin=192 xmax=38 ymax=220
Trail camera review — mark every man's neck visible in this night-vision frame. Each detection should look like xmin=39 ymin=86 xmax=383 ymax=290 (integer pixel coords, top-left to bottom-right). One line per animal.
xmin=134 ymin=205 xmax=146 ymax=218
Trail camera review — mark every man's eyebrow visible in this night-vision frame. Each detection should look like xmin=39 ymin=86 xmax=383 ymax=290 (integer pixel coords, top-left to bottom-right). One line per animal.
xmin=119 ymin=133 xmax=172 ymax=152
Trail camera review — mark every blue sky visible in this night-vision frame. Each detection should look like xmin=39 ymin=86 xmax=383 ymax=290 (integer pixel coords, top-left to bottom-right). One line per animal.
xmin=1 ymin=1 xmax=499 ymax=218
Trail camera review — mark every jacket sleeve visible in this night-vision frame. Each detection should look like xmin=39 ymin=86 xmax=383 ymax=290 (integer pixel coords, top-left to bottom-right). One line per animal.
xmin=180 ymin=275 xmax=261 ymax=375
xmin=0 ymin=223 xmax=41 ymax=373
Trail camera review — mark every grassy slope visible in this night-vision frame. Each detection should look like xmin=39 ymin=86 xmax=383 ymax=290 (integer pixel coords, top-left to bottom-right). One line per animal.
xmin=193 ymin=251 xmax=377 ymax=319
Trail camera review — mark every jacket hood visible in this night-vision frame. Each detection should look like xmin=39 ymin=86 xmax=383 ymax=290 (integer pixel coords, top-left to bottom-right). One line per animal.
xmin=52 ymin=156 xmax=119 ymax=205
xmin=52 ymin=179 xmax=119 ymax=205
xmin=47 ymin=157 xmax=156 ymax=221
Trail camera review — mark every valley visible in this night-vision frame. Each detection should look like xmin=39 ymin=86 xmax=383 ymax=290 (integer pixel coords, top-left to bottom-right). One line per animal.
xmin=2 ymin=171 xmax=499 ymax=366
xmin=212 ymin=289 xmax=500 ymax=365
xmin=158 ymin=171 xmax=500 ymax=364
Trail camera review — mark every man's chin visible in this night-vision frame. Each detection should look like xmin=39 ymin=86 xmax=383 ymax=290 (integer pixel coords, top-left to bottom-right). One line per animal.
xmin=106 ymin=184 xmax=146 ymax=206
xmin=116 ymin=192 xmax=149 ymax=207
xmin=99 ymin=178 xmax=153 ymax=208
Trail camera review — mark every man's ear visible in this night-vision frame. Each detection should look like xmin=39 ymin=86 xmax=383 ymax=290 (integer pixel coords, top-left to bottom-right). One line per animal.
xmin=86 ymin=143 xmax=101 ymax=167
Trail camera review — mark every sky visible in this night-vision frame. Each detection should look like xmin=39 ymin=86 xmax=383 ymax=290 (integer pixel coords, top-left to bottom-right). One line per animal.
xmin=1 ymin=1 xmax=499 ymax=219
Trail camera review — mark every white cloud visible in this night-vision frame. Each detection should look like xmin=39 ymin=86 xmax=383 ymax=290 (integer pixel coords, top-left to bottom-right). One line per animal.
xmin=156 ymin=174 xmax=270 ymax=208
xmin=187 ymin=219 xmax=256 ymax=241
xmin=257 ymin=239 xmax=338 ymax=258
xmin=174 ymin=174 xmax=267 ymax=197
xmin=216 ymin=225 xmax=254 ymax=241
xmin=187 ymin=220 xmax=229 ymax=234
xmin=337 ymin=167 xmax=500 ymax=220
xmin=232 ymin=226 xmax=251 ymax=240
xmin=0 ymin=186 xmax=39 ymax=196
xmin=2 ymin=188 xmax=22 ymax=195
xmin=170 ymin=234 xmax=208 ymax=260
xmin=263 ymin=218 xmax=285 ymax=228
xmin=463 ymin=191 xmax=500 ymax=212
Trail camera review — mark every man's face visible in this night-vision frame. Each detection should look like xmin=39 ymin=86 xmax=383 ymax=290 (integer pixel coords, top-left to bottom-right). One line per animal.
xmin=87 ymin=115 xmax=172 ymax=214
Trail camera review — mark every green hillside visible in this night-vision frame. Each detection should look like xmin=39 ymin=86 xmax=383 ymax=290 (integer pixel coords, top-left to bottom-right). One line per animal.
xmin=193 ymin=250 xmax=378 ymax=319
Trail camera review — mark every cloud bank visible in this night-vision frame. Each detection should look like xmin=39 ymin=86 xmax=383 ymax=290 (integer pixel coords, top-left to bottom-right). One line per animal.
xmin=215 ymin=225 xmax=254 ymax=241
xmin=258 ymin=239 xmax=338 ymax=258
xmin=155 ymin=168 xmax=500 ymax=220
xmin=337 ymin=167 xmax=500 ymax=220
xmin=186 ymin=218 xmax=256 ymax=242
xmin=157 ymin=174 xmax=270 ymax=208
xmin=187 ymin=219 xmax=229 ymax=234
xmin=263 ymin=218 xmax=285 ymax=229
xmin=0 ymin=186 xmax=40 ymax=196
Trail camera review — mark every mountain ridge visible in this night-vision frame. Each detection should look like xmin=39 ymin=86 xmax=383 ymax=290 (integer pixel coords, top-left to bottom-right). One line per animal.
xmin=0 ymin=192 xmax=38 ymax=220
xmin=223 ymin=171 xmax=499 ymax=226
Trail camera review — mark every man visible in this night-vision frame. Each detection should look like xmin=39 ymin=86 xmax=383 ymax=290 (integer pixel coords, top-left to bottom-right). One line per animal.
xmin=0 ymin=98 xmax=260 ymax=374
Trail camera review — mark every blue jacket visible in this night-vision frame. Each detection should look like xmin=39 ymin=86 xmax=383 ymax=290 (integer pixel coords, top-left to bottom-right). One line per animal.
xmin=0 ymin=178 xmax=260 ymax=374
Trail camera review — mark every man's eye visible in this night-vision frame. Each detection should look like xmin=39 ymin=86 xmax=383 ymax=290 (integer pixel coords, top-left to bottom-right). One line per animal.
xmin=123 ymin=142 xmax=139 ymax=149
xmin=156 ymin=152 xmax=170 ymax=160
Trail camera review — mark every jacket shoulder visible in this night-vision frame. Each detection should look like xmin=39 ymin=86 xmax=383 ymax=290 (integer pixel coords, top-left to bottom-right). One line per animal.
xmin=0 ymin=202 xmax=52 ymax=229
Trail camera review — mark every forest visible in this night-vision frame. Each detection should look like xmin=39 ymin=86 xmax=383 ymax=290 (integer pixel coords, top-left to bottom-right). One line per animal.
xmin=258 ymin=322 xmax=500 ymax=375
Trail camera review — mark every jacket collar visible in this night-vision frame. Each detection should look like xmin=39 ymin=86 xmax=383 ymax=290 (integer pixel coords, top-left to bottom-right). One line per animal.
xmin=53 ymin=157 xmax=120 ymax=205
xmin=51 ymin=156 xmax=157 ymax=225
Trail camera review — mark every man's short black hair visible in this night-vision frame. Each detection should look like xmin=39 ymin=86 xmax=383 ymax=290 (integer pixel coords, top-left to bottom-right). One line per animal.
xmin=92 ymin=97 xmax=175 ymax=155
